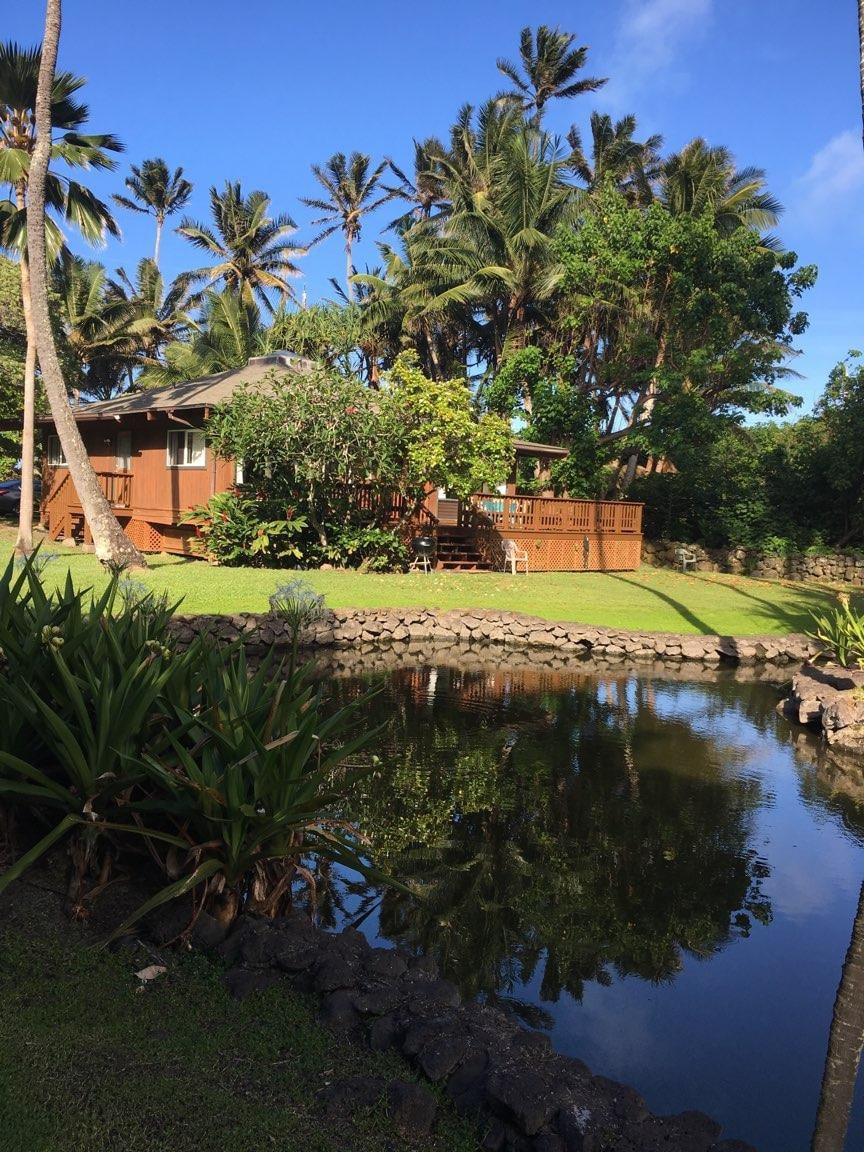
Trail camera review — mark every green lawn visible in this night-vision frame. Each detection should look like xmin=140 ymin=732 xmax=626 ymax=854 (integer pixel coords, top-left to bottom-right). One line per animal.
xmin=4 ymin=528 xmax=844 ymax=636
xmin=0 ymin=922 xmax=478 ymax=1152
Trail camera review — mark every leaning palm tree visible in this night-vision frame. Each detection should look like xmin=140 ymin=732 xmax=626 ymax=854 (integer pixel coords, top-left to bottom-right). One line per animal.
xmin=24 ymin=0 xmax=144 ymax=567
xmin=0 ymin=39 xmax=122 ymax=554
xmin=496 ymin=25 xmax=606 ymax=127
xmin=301 ymin=152 xmax=395 ymax=301
xmin=657 ymin=138 xmax=782 ymax=238
xmin=567 ymin=111 xmax=663 ymax=205
xmin=112 ymin=157 xmax=192 ymax=266
xmin=178 ymin=181 xmax=304 ymax=314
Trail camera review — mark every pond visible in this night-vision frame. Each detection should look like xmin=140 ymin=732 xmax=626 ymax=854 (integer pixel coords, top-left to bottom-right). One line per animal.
xmin=318 ymin=657 xmax=864 ymax=1152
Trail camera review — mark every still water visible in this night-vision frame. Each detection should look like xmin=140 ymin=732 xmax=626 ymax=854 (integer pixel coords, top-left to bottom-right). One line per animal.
xmin=320 ymin=660 xmax=864 ymax=1152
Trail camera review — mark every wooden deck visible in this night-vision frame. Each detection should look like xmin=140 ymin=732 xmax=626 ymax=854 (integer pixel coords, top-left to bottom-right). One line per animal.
xmin=42 ymin=471 xmax=643 ymax=571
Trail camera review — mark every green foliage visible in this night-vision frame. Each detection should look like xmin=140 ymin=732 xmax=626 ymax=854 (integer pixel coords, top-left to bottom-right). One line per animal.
xmin=313 ymin=525 xmax=409 ymax=572
xmin=808 ymin=594 xmax=864 ymax=668
xmin=183 ymin=491 xmax=307 ymax=567
xmin=383 ymin=353 xmax=514 ymax=502
xmin=0 ymin=556 xmax=381 ymax=932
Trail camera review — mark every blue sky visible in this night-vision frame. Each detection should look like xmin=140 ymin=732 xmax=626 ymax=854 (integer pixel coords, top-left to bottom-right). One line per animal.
xmin=7 ymin=0 xmax=863 ymax=411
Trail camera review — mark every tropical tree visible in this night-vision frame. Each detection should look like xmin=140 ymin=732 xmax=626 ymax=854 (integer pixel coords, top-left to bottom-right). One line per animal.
xmin=567 ymin=111 xmax=662 ymax=204
xmin=496 ymin=24 xmax=606 ymax=126
xmin=108 ymin=257 xmax=193 ymax=371
xmin=301 ymin=152 xmax=395 ymax=301
xmin=54 ymin=254 xmax=134 ymax=400
xmin=0 ymin=38 xmax=121 ymax=553
xmin=112 ymin=157 xmax=192 ymax=266
xmin=178 ymin=181 xmax=304 ymax=313
xmin=385 ymin=137 xmax=449 ymax=226
xmin=858 ymin=0 xmax=864 ymax=148
xmin=139 ymin=287 xmax=261 ymax=386
xmin=657 ymin=138 xmax=782 ymax=240
xmin=25 ymin=0 xmax=144 ymax=567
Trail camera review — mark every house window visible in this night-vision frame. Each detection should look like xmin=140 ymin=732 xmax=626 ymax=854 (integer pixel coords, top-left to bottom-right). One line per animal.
xmin=115 ymin=430 xmax=132 ymax=471
xmin=166 ymin=429 xmax=206 ymax=468
xmin=46 ymin=434 xmax=66 ymax=466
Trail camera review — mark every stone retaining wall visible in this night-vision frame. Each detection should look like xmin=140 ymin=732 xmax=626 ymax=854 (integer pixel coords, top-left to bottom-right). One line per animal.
xmin=169 ymin=607 xmax=818 ymax=667
xmin=196 ymin=909 xmax=753 ymax=1152
xmin=643 ymin=539 xmax=864 ymax=584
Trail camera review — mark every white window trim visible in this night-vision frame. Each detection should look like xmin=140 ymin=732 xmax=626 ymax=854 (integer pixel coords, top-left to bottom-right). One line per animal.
xmin=46 ymin=434 xmax=67 ymax=467
xmin=166 ymin=428 xmax=206 ymax=469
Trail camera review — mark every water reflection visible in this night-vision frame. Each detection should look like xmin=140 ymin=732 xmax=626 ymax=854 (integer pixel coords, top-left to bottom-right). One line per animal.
xmin=330 ymin=666 xmax=773 ymax=1007
xmin=316 ymin=660 xmax=864 ymax=1150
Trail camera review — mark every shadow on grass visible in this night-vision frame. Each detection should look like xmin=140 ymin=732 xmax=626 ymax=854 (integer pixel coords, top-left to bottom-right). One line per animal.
xmin=605 ymin=573 xmax=716 ymax=634
xmin=700 ymin=575 xmax=834 ymax=633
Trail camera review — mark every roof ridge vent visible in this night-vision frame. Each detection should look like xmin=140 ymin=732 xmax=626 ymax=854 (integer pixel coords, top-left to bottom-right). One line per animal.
xmin=247 ymin=350 xmax=300 ymax=368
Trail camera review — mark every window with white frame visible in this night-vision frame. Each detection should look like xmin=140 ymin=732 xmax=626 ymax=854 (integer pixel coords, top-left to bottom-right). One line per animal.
xmin=46 ymin=434 xmax=66 ymax=466
xmin=115 ymin=430 xmax=132 ymax=471
xmin=166 ymin=428 xmax=206 ymax=468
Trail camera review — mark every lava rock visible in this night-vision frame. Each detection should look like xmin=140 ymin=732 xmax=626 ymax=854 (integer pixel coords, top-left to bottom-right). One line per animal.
xmin=318 ymin=988 xmax=361 ymax=1031
xmin=486 ymin=1066 xmax=572 ymax=1137
xmin=387 ymin=1079 xmax=438 ymax=1134
xmin=222 ymin=967 xmax=280 ymax=1000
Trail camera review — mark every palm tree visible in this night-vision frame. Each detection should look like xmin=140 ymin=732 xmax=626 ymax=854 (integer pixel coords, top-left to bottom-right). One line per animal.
xmin=113 ymin=157 xmax=192 ymax=266
xmin=108 ymin=257 xmax=193 ymax=372
xmin=178 ymin=181 xmax=304 ymax=314
xmin=54 ymin=254 xmax=135 ymax=400
xmin=138 ymin=288 xmax=261 ymax=387
xmin=301 ymin=152 xmax=395 ymax=301
xmin=425 ymin=122 xmax=578 ymax=371
xmin=24 ymin=0 xmax=144 ymax=567
xmin=496 ymin=25 xmax=606 ymax=127
xmin=385 ymin=137 xmax=449 ymax=226
xmin=567 ymin=112 xmax=663 ymax=204
xmin=0 ymin=39 xmax=121 ymax=554
xmin=859 ymin=0 xmax=864 ymax=149
xmin=657 ymin=138 xmax=782 ymax=238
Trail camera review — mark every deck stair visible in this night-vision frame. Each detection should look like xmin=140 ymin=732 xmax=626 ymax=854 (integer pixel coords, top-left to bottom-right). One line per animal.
xmin=434 ymin=528 xmax=490 ymax=572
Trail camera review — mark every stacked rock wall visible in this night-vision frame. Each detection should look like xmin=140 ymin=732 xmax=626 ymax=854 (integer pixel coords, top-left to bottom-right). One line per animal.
xmin=168 ymin=608 xmax=818 ymax=667
xmin=643 ymin=540 xmax=864 ymax=584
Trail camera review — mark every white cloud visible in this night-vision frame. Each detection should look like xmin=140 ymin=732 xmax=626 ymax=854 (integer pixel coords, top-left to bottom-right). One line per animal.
xmin=602 ymin=0 xmax=714 ymax=105
xmin=794 ymin=130 xmax=864 ymax=220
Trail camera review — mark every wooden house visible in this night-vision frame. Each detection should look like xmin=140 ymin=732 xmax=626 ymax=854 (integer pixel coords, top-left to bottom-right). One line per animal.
xmin=38 ymin=352 xmax=643 ymax=571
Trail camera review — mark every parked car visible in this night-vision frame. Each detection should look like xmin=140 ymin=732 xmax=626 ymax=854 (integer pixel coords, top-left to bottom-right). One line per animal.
xmin=0 ymin=477 xmax=42 ymax=515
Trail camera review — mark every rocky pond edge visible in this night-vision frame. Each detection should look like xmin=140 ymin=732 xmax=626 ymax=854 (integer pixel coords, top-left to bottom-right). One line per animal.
xmin=169 ymin=607 xmax=820 ymax=667
xmin=156 ymin=906 xmax=756 ymax=1152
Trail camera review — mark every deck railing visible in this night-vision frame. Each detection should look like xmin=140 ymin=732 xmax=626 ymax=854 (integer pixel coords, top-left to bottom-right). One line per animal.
xmin=62 ymin=470 xmax=133 ymax=511
xmin=353 ymin=484 xmax=438 ymax=526
xmin=466 ymin=494 xmax=642 ymax=534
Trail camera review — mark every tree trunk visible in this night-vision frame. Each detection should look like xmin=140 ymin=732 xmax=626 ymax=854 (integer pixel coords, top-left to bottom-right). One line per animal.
xmin=811 ymin=880 xmax=864 ymax=1152
xmin=154 ymin=213 xmax=163 ymax=267
xmin=859 ymin=0 xmax=864 ymax=150
xmin=14 ymin=208 xmax=36 ymax=556
xmin=26 ymin=0 xmax=146 ymax=569
xmin=345 ymin=235 xmax=354 ymax=303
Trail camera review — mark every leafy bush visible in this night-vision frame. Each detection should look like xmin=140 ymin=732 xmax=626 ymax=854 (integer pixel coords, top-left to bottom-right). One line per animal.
xmin=808 ymin=594 xmax=864 ymax=668
xmin=183 ymin=491 xmax=307 ymax=566
xmin=0 ymin=555 xmax=382 ymax=933
xmin=314 ymin=525 xmax=409 ymax=572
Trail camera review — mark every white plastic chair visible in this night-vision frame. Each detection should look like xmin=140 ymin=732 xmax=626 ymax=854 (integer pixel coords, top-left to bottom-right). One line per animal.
xmin=675 ymin=546 xmax=697 ymax=572
xmin=503 ymin=538 xmax=529 ymax=574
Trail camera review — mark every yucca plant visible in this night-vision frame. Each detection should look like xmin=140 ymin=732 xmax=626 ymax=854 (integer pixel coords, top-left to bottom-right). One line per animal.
xmin=808 ymin=593 xmax=864 ymax=668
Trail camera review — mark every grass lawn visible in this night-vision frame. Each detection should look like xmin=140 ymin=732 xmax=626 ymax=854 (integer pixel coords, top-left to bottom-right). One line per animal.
xmin=0 ymin=900 xmax=478 ymax=1152
xmin=2 ymin=526 xmax=845 ymax=636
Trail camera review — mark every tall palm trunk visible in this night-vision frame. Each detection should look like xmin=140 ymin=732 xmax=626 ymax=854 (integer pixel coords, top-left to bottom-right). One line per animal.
xmin=14 ymin=179 xmax=36 ymax=555
xmin=345 ymin=234 xmax=354 ymax=303
xmin=26 ymin=0 xmax=145 ymax=569
xmin=154 ymin=212 xmax=163 ymax=267
xmin=859 ymin=0 xmax=864 ymax=149
xmin=811 ymin=881 xmax=864 ymax=1152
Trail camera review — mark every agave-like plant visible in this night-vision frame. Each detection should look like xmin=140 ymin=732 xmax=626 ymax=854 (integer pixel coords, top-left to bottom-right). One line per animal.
xmin=807 ymin=593 xmax=864 ymax=668
xmin=114 ymin=648 xmax=385 ymax=935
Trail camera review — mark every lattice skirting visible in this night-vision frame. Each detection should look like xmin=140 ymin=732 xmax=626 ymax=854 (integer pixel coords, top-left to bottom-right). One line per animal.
xmin=485 ymin=531 xmax=642 ymax=572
